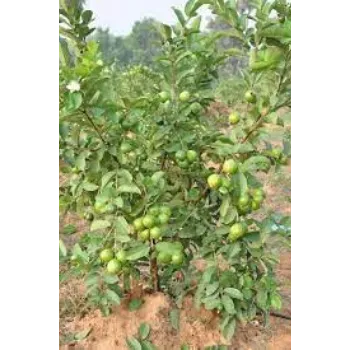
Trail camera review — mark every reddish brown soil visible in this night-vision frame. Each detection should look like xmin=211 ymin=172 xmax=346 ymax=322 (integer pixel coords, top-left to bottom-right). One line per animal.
xmin=59 ymin=249 xmax=290 ymax=350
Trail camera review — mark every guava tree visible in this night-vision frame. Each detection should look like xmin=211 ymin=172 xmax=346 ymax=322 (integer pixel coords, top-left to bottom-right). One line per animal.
xmin=59 ymin=0 xmax=291 ymax=341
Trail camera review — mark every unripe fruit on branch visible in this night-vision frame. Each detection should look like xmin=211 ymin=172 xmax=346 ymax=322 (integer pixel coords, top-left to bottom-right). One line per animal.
xmin=139 ymin=229 xmax=150 ymax=241
xmin=207 ymin=174 xmax=222 ymax=189
xmin=252 ymin=188 xmax=265 ymax=198
xmin=158 ymin=213 xmax=170 ymax=225
xmin=222 ymin=159 xmax=238 ymax=174
xmin=229 ymin=223 xmax=247 ymax=242
xmin=229 ymin=112 xmax=240 ymax=125
xmin=271 ymin=148 xmax=282 ymax=159
xmin=179 ymin=91 xmax=190 ymax=102
xmin=107 ymin=259 xmax=122 ymax=274
xmin=133 ymin=218 xmax=144 ymax=231
xmin=142 ymin=215 xmax=156 ymax=228
xmin=178 ymin=160 xmax=189 ymax=169
xmin=186 ymin=150 xmax=198 ymax=162
xmin=171 ymin=252 xmax=184 ymax=265
xmin=251 ymin=201 xmax=261 ymax=210
xmin=116 ymin=250 xmax=127 ymax=263
xmin=100 ymin=249 xmax=114 ymax=263
xmin=149 ymin=206 xmax=160 ymax=216
xmin=244 ymin=90 xmax=257 ymax=103
xmin=175 ymin=150 xmax=187 ymax=161
xmin=157 ymin=251 xmax=172 ymax=264
xmin=150 ymin=226 xmax=162 ymax=240
xmin=238 ymin=194 xmax=250 ymax=206
xmin=159 ymin=206 xmax=172 ymax=216
xmin=159 ymin=91 xmax=169 ymax=102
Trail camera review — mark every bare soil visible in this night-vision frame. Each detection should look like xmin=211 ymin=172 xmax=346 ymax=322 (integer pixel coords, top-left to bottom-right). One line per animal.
xmin=60 ymin=250 xmax=290 ymax=350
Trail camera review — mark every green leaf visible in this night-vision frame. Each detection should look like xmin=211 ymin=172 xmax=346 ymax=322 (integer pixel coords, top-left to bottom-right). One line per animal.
xmin=231 ymin=143 xmax=254 ymax=154
xmin=72 ymin=243 xmax=89 ymax=263
xmin=114 ymin=197 xmax=124 ymax=208
xmin=172 ymin=7 xmax=186 ymax=27
xmin=222 ymin=317 xmax=236 ymax=340
xmin=62 ymin=223 xmax=76 ymax=235
xmin=76 ymin=151 xmax=88 ymax=171
xmin=175 ymin=51 xmax=192 ymax=65
xmin=74 ymin=328 xmax=92 ymax=341
xmin=211 ymin=141 xmax=237 ymax=156
xmin=101 ymin=171 xmax=116 ymax=188
xmin=248 ymin=304 xmax=257 ymax=320
xmin=126 ymin=244 xmax=150 ymax=261
xmin=91 ymin=219 xmax=111 ymax=231
xmin=220 ymin=315 xmax=231 ymax=332
xmin=221 ymin=295 xmax=235 ymax=314
xmin=159 ymin=23 xmax=172 ymax=40
xmin=169 ymin=309 xmax=180 ymax=331
xmin=227 ymin=243 xmax=241 ymax=258
xmin=204 ymin=298 xmax=221 ymax=310
xmin=139 ymin=323 xmax=151 ymax=340
xmin=220 ymin=195 xmax=230 ymax=218
xmin=195 ymin=283 xmax=205 ymax=309
xmin=206 ymin=282 xmax=220 ymax=296
xmin=117 ymin=169 xmax=133 ymax=184
xmin=224 ymin=288 xmax=243 ymax=300
xmin=85 ymin=273 xmax=99 ymax=288
xmin=115 ymin=216 xmax=130 ymax=241
xmin=185 ymin=0 xmax=204 ymax=17
xmin=67 ymin=92 xmax=83 ymax=111
xmin=59 ymin=39 xmax=70 ymax=66
xmin=242 ymin=156 xmax=271 ymax=172
xmin=117 ymin=184 xmax=141 ymax=195
xmin=215 ymin=226 xmax=230 ymax=235
xmin=256 ymin=290 xmax=268 ymax=309
xmin=190 ymin=16 xmax=201 ymax=31
xmin=237 ymin=172 xmax=248 ymax=194
xmin=270 ymin=293 xmax=282 ymax=310
xmin=243 ymin=288 xmax=253 ymax=300
xmin=151 ymin=171 xmax=165 ymax=184
xmin=106 ymin=289 xmax=121 ymax=305
xmin=218 ymin=271 xmax=235 ymax=289
xmin=140 ymin=340 xmax=157 ymax=350
xmin=155 ymin=242 xmax=184 ymax=255
xmin=83 ymin=182 xmax=99 ymax=191
xmin=82 ymin=10 xmax=93 ymax=23
xmin=129 ymin=298 xmax=143 ymax=311
xmin=103 ymin=274 xmax=119 ymax=284
xmin=202 ymin=266 xmax=217 ymax=283
xmin=223 ymin=207 xmax=238 ymax=225
xmin=126 ymin=336 xmax=142 ymax=350
xmin=59 ymin=239 xmax=67 ymax=257
xmin=177 ymin=68 xmax=195 ymax=85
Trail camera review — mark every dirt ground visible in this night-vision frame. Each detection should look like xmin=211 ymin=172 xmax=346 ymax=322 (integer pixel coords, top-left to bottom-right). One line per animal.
xmin=60 ymin=251 xmax=290 ymax=350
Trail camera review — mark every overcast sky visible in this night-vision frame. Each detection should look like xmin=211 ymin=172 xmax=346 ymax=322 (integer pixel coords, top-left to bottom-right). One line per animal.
xmin=85 ymin=0 xmax=212 ymax=36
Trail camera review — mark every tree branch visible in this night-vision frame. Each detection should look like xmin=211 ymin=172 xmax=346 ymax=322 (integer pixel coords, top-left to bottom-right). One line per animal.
xmin=241 ymin=101 xmax=290 ymax=144
xmin=82 ymin=109 xmax=107 ymax=144
xmin=82 ymin=108 xmax=121 ymax=166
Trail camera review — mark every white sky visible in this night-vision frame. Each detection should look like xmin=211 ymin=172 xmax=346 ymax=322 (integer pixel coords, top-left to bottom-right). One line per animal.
xmin=85 ymin=0 xmax=212 ymax=36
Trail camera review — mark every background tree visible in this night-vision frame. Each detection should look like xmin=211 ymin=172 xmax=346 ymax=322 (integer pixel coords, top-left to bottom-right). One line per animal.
xmin=206 ymin=0 xmax=251 ymax=74
xmin=91 ymin=18 xmax=162 ymax=67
